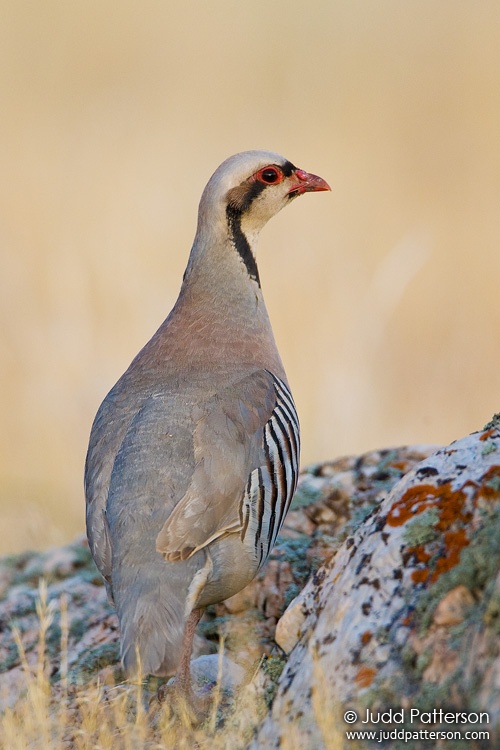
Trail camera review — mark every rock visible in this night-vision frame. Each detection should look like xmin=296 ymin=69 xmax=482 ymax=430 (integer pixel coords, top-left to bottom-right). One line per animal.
xmin=251 ymin=417 xmax=500 ymax=749
xmin=190 ymin=654 xmax=246 ymax=692
xmin=432 ymin=584 xmax=475 ymax=626
xmin=160 ymin=653 xmax=246 ymax=695
xmin=274 ymin=591 xmax=308 ymax=655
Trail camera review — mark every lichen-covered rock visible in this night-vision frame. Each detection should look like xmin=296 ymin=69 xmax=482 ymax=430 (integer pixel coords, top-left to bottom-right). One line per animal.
xmin=252 ymin=419 xmax=500 ymax=750
xmin=0 ymin=538 xmax=120 ymax=710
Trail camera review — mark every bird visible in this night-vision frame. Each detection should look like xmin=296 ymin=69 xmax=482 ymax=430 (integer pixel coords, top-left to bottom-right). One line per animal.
xmin=84 ymin=150 xmax=330 ymax=708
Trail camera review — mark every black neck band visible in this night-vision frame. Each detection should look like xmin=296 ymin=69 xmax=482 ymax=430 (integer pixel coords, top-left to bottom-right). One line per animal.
xmin=226 ymin=205 xmax=261 ymax=286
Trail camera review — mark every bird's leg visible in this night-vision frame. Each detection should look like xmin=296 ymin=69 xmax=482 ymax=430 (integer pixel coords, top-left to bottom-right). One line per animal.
xmin=174 ymin=606 xmax=204 ymax=697
xmin=157 ymin=607 xmax=208 ymax=723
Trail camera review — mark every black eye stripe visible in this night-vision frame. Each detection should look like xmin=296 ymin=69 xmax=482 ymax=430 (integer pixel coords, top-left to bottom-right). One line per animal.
xmin=223 ymin=158 xmax=297 ymax=286
xmin=281 ymin=160 xmax=295 ymax=177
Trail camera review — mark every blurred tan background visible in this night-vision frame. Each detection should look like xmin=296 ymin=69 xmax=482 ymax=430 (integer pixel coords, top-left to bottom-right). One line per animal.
xmin=1 ymin=1 xmax=500 ymax=554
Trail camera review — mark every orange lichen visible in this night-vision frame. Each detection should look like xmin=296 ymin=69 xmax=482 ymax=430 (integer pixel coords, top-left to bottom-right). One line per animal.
xmin=408 ymin=544 xmax=433 ymax=584
xmin=386 ymin=483 xmax=436 ymax=526
xmin=433 ymin=529 xmax=469 ymax=579
xmin=411 ymin=569 xmax=429 ymax=584
xmin=478 ymin=465 xmax=500 ymax=501
xmin=386 ymin=463 xmax=500 ymax=586
xmin=361 ymin=630 xmax=373 ymax=646
xmin=410 ymin=546 xmax=432 ymax=565
xmin=355 ymin=665 xmax=377 ymax=688
xmin=387 ymin=481 xmax=474 ymax=528
xmin=480 ymin=428 xmax=497 ymax=441
xmin=391 ymin=460 xmax=410 ymax=471
xmin=387 ymin=479 xmax=478 ymax=585
xmin=402 ymin=612 xmax=414 ymax=627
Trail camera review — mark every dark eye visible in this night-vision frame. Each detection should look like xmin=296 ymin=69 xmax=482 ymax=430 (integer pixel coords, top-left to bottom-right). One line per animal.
xmin=256 ymin=166 xmax=282 ymax=184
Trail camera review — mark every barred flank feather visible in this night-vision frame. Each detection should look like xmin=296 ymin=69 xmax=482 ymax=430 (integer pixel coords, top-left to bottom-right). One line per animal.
xmin=241 ymin=375 xmax=300 ymax=566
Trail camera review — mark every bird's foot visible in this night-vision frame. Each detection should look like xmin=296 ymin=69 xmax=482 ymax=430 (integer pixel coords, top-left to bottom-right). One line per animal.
xmin=156 ymin=680 xmax=212 ymax=726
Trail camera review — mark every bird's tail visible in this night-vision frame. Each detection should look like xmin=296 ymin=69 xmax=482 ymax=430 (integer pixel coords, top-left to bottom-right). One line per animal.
xmin=114 ymin=570 xmax=186 ymax=679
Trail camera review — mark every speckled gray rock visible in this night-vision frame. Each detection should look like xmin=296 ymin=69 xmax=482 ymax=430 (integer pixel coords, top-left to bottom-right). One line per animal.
xmin=0 ymin=538 xmax=119 ymax=710
xmin=251 ymin=418 xmax=500 ymax=750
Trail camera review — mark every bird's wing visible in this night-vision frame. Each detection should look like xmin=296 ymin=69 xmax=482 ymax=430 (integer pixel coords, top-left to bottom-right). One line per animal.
xmin=84 ymin=376 xmax=149 ymax=582
xmin=156 ymin=369 xmax=300 ymax=566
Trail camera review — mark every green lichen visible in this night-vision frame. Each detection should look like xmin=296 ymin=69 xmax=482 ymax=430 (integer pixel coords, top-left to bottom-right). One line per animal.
xmin=375 ymin=626 xmax=390 ymax=645
xmin=373 ymin=450 xmax=405 ymax=479
xmin=283 ymin=582 xmax=302 ymax=609
xmin=4 ymin=587 xmax=39 ymax=618
xmin=484 ymin=471 xmax=500 ymax=496
xmin=417 ymin=667 xmax=478 ymax=711
xmin=273 ymin=534 xmax=312 ymax=578
xmin=68 ymin=615 xmax=93 ymax=642
xmin=413 ymin=505 xmax=500 ymax=633
xmin=0 ymin=551 xmax=37 ymax=591
xmin=481 ymin=441 xmax=498 ymax=456
xmin=483 ymin=413 xmax=500 ymax=431
xmin=289 ymin=482 xmax=323 ymax=510
xmin=198 ymin=612 xmax=234 ymax=641
xmin=261 ymin=655 xmax=286 ymax=707
xmin=1 ymin=542 xmax=101 ymax=590
xmin=415 ymin=648 xmax=433 ymax=676
xmin=2 ymin=631 xmax=32 ymax=671
xmin=403 ymin=507 xmax=440 ymax=547
xmin=344 ymin=649 xmax=494 ymax=750
xmin=400 ymin=641 xmax=419 ymax=672
xmin=348 ymin=503 xmax=379 ymax=532
xmin=391 ymin=653 xmax=425 ymax=700
xmin=484 ymin=590 xmax=500 ymax=635
xmin=356 ymin=669 xmax=475 ymax=749
xmin=272 ymin=534 xmax=320 ymax=615
xmin=68 ymin=542 xmax=95 ymax=568
xmin=68 ymin=641 xmax=121 ymax=684
xmin=0 ymin=550 xmax=36 ymax=572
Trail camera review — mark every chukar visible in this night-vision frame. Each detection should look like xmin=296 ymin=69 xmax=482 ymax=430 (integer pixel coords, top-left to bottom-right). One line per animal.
xmin=85 ymin=150 xmax=329 ymax=702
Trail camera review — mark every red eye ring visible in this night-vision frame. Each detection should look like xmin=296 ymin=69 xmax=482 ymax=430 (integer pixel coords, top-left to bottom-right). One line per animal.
xmin=255 ymin=166 xmax=284 ymax=185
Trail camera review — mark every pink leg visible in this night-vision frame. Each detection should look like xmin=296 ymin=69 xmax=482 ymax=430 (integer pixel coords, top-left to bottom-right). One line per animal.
xmin=173 ymin=607 xmax=204 ymax=697
xmin=157 ymin=607 xmax=207 ymax=722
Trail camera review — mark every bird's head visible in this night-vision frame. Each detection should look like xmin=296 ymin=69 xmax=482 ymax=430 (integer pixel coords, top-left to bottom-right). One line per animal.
xmin=199 ymin=150 xmax=330 ymax=236
xmin=189 ymin=151 xmax=330 ymax=287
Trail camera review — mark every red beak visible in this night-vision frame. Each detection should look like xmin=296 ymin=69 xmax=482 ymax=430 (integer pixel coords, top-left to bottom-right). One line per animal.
xmin=288 ymin=168 xmax=331 ymax=196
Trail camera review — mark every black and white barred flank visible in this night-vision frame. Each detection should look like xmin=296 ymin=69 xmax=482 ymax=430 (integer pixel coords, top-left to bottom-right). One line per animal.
xmin=240 ymin=374 xmax=300 ymax=567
